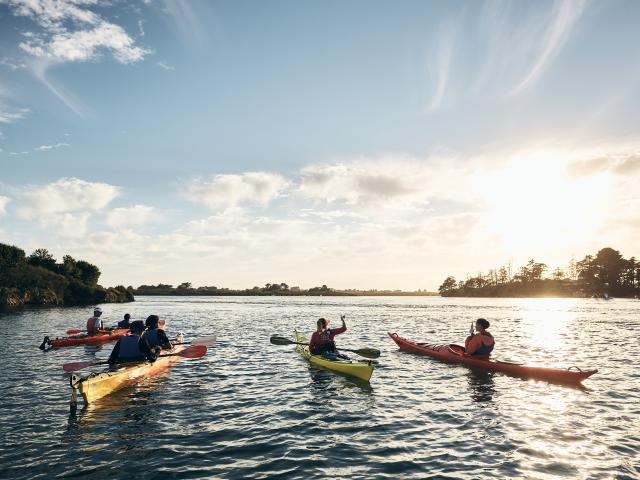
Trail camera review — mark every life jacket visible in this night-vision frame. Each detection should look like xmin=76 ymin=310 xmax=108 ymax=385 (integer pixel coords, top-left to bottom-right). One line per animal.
xmin=117 ymin=319 xmax=131 ymax=329
xmin=313 ymin=330 xmax=336 ymax=354
xmin=141 ymin=329 xmax=160 ymax=348
xmin=86 ymin=316 xmax=101 ymax=334
xmin=117 ymin=335 xmax=146 ymax=362
xmin=473 ymin=333 xmax=495 ymax=356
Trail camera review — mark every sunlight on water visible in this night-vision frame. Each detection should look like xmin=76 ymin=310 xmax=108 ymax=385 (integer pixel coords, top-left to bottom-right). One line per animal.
xmin=516 ymin=298 xmax=579 ymax=352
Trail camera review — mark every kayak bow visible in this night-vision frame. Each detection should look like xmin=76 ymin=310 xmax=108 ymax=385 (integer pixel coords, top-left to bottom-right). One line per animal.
xmin=294 ymin=330 xmax=374 ymax=382
xmin=388 ymin=332 xmax=597 ymax=385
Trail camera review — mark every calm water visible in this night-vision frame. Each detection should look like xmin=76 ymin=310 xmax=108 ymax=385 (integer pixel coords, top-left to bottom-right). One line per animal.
xmin=0 ymin=296 xmax=638 ymax=479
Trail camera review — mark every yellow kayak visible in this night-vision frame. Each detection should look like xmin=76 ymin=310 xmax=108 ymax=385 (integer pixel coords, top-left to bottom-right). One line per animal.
xmin=70 ymin=345 xmax=188 ymax=405
xmin=294 ymin=330 xmax=374 ymax=382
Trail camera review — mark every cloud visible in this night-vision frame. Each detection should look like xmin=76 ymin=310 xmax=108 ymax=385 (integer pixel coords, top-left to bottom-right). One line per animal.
xmin=138 ymin=19 xmax=145 ymax=37
xmin=427 ymin=22 xmax=456 ymax=112
xmin=19 ymin=22 xmax=150 ymax=64
xmin=183 ymin=172 xmax=287 ymax=209
xmin=14 ymin=177 xmax=121 ymax=219
xmin=34 ymin=142 xmax=70 ymax=151
xmin=0 ymin=57 xmax=27 ymax=70
xmin=567 ymin=153 xmax=640 ymax=178
xmin=509 ymin=0 xmax=586 ymax=96
xmin=5 ymin=0 xmax=150 ymax=115
xmin=156 ymin=61 xmax=175 ymax=70
xmin=41 ymin=212 xmax=91 ymax=238
xmin=9 ymin=151 xmax=29 ymax=156
xmin=106 ymin=204 xmax=159 ymax=230
xmin=0 ymin=196 xmax=9 ymax=216
xmin=0 ymin=105 xmax=30 ymax=124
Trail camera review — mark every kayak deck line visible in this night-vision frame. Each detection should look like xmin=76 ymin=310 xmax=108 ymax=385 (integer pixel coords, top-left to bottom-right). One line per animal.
xmin=389 ymin=332 xmax=597 ymax=385
xmin=294 ymin=330 xmax=374 ymax=382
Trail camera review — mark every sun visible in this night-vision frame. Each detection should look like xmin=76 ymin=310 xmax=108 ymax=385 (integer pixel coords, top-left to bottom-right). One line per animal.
xmin=474 ymin=150 xmax=612 ymax=251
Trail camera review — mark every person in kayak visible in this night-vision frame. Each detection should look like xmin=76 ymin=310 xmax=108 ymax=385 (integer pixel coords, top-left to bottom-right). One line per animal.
xmin=142 ymin=315 xmax=172 ymax=350
xmin=464 ymin=318 xmax=495 ymax=357
xmin=117 ymin=313 xmax=131 ymax=329
xmin=108 ymin=320 xmax=157 ymax=366
xmin=86 ymin=307 xmax=109 ymax=335
xmin=309 ymin=315 xmax=348 ymax=359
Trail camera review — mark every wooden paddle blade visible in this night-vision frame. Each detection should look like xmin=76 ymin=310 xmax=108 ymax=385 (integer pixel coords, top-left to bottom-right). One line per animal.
xmin=352 ymin=348 xmax=381 ymax=359
xmin=270 ymin=335 xmax=295 ymax=345
xmin=177 ymin=344 xmax=207 ymax=358
xmin=66 ymin=329 xmax=83 ymax=335
xmin=62 ymin=360 xmax=95 ymax=372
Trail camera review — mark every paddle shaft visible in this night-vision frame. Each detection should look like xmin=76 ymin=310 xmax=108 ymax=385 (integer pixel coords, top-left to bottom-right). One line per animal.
xmin=280 ymin=339 xmax=378 ymax=357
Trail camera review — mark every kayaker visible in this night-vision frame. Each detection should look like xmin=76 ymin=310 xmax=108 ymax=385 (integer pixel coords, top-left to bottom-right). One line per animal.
xmin=86 ymin=307 xmax=108 ymax=335
xmin=464 ymin=318 xmax=495 ymax=357
xmin=309 ymin=315 xmax=348 ymax=359
xmin=107 ymin=320 xmax=157 ymax=366
xmin=142 ymin=315 xmax=172 ymax=350
xmin=117 ymin=313 xmax=131 ymax=329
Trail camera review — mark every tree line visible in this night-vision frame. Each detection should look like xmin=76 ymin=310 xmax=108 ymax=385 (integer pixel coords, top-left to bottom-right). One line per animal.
xmin=133 ymin=282 xmax=437 ymax=297
xmin=438 ymin=247 xmax=640 ymax=298
xmin=0 ymin=243 xmax=134 ymax=306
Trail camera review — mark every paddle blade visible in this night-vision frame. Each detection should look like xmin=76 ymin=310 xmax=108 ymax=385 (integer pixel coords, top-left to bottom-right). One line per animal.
xmin=190 ymin=335 xmax=217 ymax=347
xmin=63 ymin=360 xmax=95 ymax=372
xmin=353 ymin=348 xmax=381 ymax=359
xmin=177 ymin=344 xmax=207 ymax=359
xmin=66 ymin=329 xmax=83 ymax=335
xmin=270 ymin=335 xmax=295 ymax=346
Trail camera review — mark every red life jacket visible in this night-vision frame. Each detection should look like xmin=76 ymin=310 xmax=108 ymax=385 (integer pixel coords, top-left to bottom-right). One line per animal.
xmin=312 ymin=330 xmax=336 ymax=354
xmin=86 ymin=316 xmax=101 ymax=334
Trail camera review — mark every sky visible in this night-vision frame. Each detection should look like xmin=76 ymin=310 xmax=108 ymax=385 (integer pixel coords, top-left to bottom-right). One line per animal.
xmin=0 ymin=0 xmax=639 ymax=290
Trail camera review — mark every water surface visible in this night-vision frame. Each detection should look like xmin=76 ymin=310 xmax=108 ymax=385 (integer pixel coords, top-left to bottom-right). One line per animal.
xmin=1 ymin=296 xmax=638 ymax=479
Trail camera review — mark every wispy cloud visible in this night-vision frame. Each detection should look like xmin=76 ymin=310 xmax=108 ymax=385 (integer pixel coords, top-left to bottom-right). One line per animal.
xmin=138 ymin=19 xmax=145 ymax=37
xmin=34 ymin=142 xmax=70 ymax=151
xmin=9 ymin=151 xmax=29 ymax=156
xmin=426 ymin=23 xmax=456 ymax=112
xmin=156 ymin=61 xmax=175 ymax=70
xmin=0 ymin=105 xmax=30 ymax=124
xmin=509 ymin=0 xmax=586 ymax=96
xmin=0 ymin=57 xmax=27 ymax=70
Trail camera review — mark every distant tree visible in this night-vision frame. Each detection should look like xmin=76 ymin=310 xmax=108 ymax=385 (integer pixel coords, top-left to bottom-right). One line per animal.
xmin=438 ymin=276 xmax=457 ymax=294
xmin=551 ymin=267 xmax=565 ymax=280
xmin=177 ymin=282 xmax=192 ymax=289
xmin=76 ymin=260 xmax=100 ymax=287
xmin=0 ymin=243 xmax=26 ymax=267
xmin=61 ymin=255 xmax=80 ymax=279
xmin=27 ymin=248 xmax=57 ymax=271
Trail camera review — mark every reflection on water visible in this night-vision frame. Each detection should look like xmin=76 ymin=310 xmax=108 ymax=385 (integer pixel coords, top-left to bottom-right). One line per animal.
xmin=466 ymin=369 xmax=496 ymax=403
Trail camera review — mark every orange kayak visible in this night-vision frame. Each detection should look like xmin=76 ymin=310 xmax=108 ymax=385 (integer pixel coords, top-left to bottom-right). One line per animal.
xmin=42 ymin=329 xmax=130 ymax=349
xmin=388 ymin=332 xmax=597 ymax=384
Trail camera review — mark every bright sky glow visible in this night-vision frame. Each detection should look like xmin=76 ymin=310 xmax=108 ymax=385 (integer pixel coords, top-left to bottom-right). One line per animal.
xmin=1 ymin=0 xmax=639 ymax=289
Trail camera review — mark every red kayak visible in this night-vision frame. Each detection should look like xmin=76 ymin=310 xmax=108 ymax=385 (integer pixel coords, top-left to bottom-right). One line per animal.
xmin=388 ymin=332 xmax=597 ymax=384
xmin=41 ymin=329 xmax=130 ymax=349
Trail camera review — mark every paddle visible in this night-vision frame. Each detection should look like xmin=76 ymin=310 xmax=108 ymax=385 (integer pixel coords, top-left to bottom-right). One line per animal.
xmin=269 ymin=335 xmax=380 ymax=359
xmin=175 ymin=335 xmax=217 ymax=347
xmin=62 ymin=344 xmax=207 ymax=372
